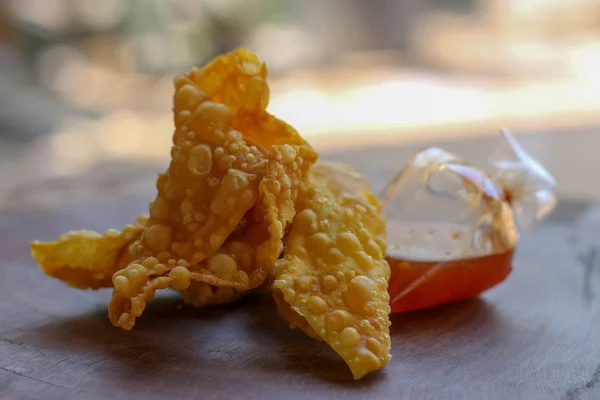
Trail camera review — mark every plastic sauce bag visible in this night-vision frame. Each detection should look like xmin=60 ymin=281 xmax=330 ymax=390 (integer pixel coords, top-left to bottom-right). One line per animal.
xmin=379 ymin=130 xmax=557 ymax=313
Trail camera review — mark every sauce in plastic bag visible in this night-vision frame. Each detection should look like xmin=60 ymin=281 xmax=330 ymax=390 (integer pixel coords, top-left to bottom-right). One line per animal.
xmin=380 ymin=130 xmax=556 ymax=312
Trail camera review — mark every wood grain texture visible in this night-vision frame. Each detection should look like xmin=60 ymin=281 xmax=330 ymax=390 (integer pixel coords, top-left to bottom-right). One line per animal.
xmin=1 ymin=173 xmax=600 ymax=399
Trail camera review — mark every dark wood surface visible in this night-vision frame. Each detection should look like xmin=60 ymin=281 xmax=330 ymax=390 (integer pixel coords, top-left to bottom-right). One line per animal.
xmin=1 ymin=139 xmax=600 ymax=400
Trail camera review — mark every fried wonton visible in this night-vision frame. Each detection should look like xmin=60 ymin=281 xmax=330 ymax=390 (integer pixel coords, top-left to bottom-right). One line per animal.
xmin=103 ymin=49 xmax=316 ymax=329
xmin=271 ymin=162 xmax=391 ymax=379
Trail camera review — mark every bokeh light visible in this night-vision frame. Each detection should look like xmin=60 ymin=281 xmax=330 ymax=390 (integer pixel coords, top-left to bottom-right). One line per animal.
xmin=2 ymin=0 xmax=600 ymax=205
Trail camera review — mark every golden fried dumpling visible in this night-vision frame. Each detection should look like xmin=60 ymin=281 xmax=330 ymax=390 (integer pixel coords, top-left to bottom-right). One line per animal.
xmin=271 ymin=162 xmax=391 ymax=379
xmin=108 ymin=48 xmax=317 ymax=330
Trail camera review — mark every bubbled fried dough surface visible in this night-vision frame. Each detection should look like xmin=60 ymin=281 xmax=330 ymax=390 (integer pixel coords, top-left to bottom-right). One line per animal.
xmin=108 ymin=49 xmax=316 ymax=330
xmin=271 ymin=162 xmax=391 ymax=380
xmin=184 ymin=144 xmax=315 ymax=290
xmin=180 ymin=281 xmax=244 ymax=308
xmin=30 ymin=214 xmax=148 ymax=289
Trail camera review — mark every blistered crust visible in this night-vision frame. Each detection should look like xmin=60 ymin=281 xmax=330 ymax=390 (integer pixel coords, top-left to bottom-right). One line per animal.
xmin=180 ymin=281 xmax=244 ymax=308
xmin=108 ymin=48 xmax=317 ymax=329
xmin=30 ymin=215 xmax=148 ymax=289
xmin=271 ymin=162 xmax=391 ymax=379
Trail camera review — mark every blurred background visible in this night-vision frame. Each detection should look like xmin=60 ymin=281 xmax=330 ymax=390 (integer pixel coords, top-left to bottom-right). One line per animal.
xmin=1 ymin=0 xmax=600 ymax=209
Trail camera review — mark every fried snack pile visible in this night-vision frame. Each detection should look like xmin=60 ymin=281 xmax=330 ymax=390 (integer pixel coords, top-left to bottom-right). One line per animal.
xmin=30 ymin=48 xmax=390 ymax=380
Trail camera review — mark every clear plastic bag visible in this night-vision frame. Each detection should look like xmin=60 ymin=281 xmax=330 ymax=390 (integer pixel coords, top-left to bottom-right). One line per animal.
xmin=379 ymin=130 xmax=557 ymax=313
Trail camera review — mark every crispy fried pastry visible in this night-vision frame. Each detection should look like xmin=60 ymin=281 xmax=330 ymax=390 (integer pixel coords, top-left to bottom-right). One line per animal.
xmin=107 ymin=49 xmax=316 ymax=329
xmin=271 ymin=162 xmax=391 ymax=379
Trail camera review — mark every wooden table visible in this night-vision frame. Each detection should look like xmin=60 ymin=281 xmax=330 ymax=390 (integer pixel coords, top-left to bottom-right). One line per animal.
xmin=1 ymin=132 xmax=599 ymax=400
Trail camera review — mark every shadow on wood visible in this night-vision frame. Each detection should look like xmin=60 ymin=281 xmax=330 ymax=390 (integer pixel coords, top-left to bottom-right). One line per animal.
xmin=8 ymin=290 xmax=499 ymax=390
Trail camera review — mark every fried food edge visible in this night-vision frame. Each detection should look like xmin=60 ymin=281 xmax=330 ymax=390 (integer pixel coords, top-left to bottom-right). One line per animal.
xmin=30 ymin=214 xmax=148 ymax=289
